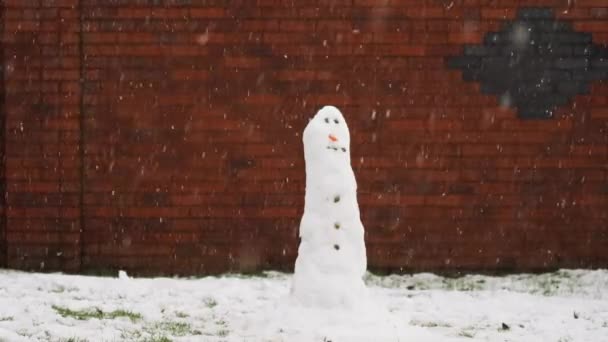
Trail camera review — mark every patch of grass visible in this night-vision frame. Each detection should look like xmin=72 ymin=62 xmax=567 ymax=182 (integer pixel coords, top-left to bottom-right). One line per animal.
xmin=58 ymin=338 xmax=88 ymax=342
xmin=120 ymin=327 xmax=171 ymax=342
xmin=555 ymin=270 xmax=573 ymax=278
xmin=174 ymin=311 xmax=189 ymax=318
xmin=410 ymin=319 xmax=452 ymax=328
xmin=0 ymin=316 xmax=14 ymax=322
xmin=217 ymin=329 xmax=229 ymax=337
xmin=442 ymin=278 xmax=485 ymax=292
xmin=141 ymin=335 xmax=172 ymax=342
xmin=458 ymin=329 xmax=476 ymax=338
xmin=156 ymin=321 xmax=192 ymax=337
xmin=52 ymin=305 xmax=102 ymax=320
xmin=414 ymin=321 xmax=439 ymax=327
xmin=50 ymin=285 xmax=77 ymax=294
xmin=52 ymin=305 xmax=142 ymax=322
xmin=120 ymin=329 xmax=142 ymax=341
xmin=528 ymin=270 xmax=579 ymax=297
xmin=121 ymin=318 xmax=201 ymax=341
xmin=223 ymin=272 xmax=270 ymax=279
xmin=537 ymin=277 xmax=562 ymax=296
xmin=203 ymin=297 xmax=218 ymax=308
xmin=50 ymin=285 xmax=66 ymax=294
xmin=106 ymin=309 xmax=142 ymax=321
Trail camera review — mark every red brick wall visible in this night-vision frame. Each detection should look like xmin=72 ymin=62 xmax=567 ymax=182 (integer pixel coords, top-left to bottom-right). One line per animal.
xmin=1 ymin=0 xmax=607 ymax=275
xmin=3 ymin=0 xmax=82 ymax=272
xmin=1 ymin=0 xmax=6 ymax=268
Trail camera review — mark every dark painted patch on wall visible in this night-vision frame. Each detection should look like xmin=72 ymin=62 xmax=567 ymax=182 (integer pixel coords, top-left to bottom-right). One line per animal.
xmin=448 ymin=7 xmax=608 ymax=119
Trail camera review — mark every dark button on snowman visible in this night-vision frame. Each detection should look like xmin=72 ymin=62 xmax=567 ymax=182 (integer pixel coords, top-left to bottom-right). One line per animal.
xmin=291 ymin=106 xmax=368 ymax=309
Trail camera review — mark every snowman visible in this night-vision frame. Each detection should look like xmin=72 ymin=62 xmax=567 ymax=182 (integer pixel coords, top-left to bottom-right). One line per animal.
xmin=244 ymin=106 xmax=446 ymax=341
xmin=291 ymin=105 xmax=368 ymax=309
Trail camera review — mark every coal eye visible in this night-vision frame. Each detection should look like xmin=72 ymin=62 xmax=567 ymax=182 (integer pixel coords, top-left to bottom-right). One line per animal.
xmin=324 ymin=118 xmax=329 ymax=123
xmin=334 ymin=119 xmax=339 ymax=124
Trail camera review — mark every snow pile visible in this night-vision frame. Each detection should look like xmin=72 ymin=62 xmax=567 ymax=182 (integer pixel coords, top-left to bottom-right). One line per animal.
xmin=0 ymin=269 xmax=607 ymax=341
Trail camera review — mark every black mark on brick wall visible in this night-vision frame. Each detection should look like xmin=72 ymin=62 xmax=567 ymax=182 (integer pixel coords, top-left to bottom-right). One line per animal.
xmin=448 ymin=7 xmax=608 ymax=119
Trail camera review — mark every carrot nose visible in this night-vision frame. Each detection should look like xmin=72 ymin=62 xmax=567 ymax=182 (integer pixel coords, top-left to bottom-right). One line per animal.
xmin=329 ymin=134 xmax=338 ymax=142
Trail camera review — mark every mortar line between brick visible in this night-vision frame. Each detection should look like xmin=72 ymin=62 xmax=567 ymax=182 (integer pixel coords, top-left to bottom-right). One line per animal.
xmin=78 ymin=0 xmax=86 ymax=272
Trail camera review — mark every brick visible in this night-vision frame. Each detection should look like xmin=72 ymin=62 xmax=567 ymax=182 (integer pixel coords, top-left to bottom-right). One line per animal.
xmin=375 ymin=45 xmax=426 ymax=56
xmin=592 ymin=108 xmax=608 ymax=118
xmin=405 ymin=7 xmax=446 ymax=19
xmin=574 ymin=21 xmax=608 ymax=32
xmin=449 ymin=31 xmax=483 ymax=44
xmin=555 ymin=8 xmax=590 ymax=20
xmin=171 ymin=69 xmax=209 ymax=80
xmin=189 ymin=7 xmax=226 ymax=18
xmin=481 ymin=8 xmax=516 ymax=19
xmin=576 ymin=0 xmax=608 ymax=6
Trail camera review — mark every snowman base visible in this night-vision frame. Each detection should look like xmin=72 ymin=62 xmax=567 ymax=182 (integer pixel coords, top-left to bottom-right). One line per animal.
xmin=254 ymin=293 xmax=398 ymax=341
xmin=291 ymin=268 xmax=369 ymax=310
xmin=240 ymin=291 xmax=464 ymax=342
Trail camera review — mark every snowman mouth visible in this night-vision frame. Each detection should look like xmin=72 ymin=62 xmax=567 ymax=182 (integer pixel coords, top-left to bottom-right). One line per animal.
xmin=326 ymin=145 xmax=347 ymax=152
xmin=326 ymin=134 xmax=347 ymax=152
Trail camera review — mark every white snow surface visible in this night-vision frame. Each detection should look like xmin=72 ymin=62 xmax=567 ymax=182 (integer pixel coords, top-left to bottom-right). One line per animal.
xmin=0 ymin=269 xmax=607 ymax=341
xmin=293 ymin=106 xmax=368 ymax=310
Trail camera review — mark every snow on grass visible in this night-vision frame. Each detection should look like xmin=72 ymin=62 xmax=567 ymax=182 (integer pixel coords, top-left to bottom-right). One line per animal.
xmin=51 ymin=306 xmax=142 ymax=322
xmin=0 ymin=269 xmax=607 ymax=341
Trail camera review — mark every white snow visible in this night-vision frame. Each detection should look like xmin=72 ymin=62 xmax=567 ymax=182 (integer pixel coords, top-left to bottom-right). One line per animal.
xmin=0 ymin=269 xmax=607 ymax=341
xmin=292 ymin=106 xmax=368 ymax=311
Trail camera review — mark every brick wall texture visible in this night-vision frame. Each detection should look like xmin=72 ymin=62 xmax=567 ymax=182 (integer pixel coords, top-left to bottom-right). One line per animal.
xmin=1 ymin=0 xmax=607 ymax=276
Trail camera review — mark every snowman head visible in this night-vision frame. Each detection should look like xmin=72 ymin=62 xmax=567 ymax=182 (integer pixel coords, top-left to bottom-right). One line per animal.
xmin=303 ymin=106 xmax=351 ymax=161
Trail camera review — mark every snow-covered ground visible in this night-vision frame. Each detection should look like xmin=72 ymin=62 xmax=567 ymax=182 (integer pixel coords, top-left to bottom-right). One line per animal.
xmin=0 ymin=269 xmax=607 ymax=342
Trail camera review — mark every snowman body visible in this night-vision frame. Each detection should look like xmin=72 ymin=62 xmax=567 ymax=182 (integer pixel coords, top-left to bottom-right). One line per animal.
xmin=292 ymin=106 xmax=367 ymax=309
